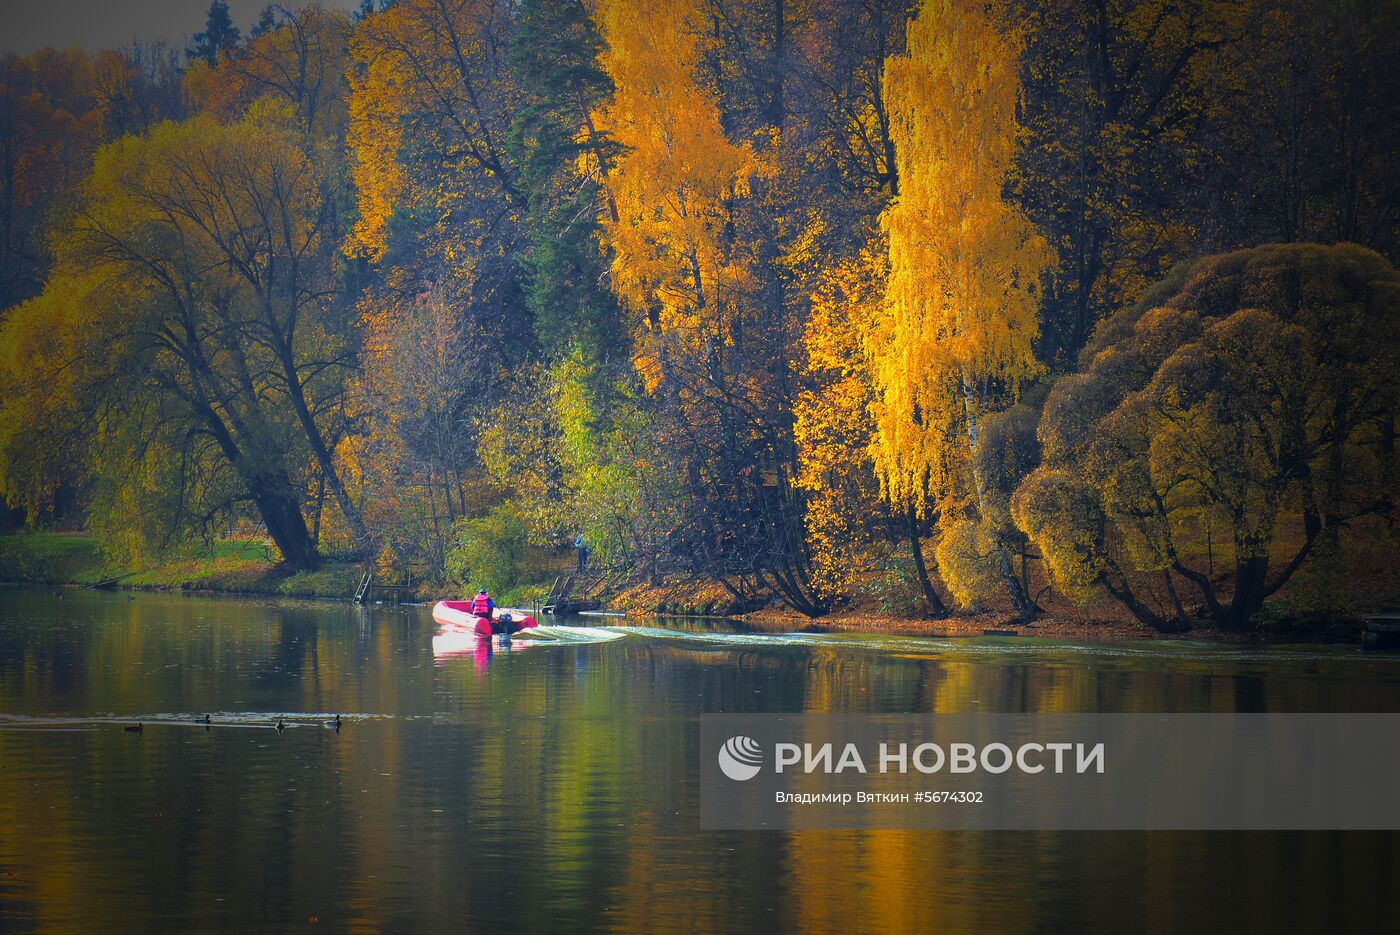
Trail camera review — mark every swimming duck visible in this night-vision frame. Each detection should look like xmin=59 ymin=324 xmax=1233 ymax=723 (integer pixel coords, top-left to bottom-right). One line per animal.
xmin=275 ymin=718 xmax=286 ymax=732
xmin=124 ymin=723 xmax=142 ymax=733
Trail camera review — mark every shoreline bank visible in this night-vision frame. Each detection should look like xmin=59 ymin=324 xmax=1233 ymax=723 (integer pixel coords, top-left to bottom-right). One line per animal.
xmin=737 ymin=607 xmax=1367 ymax=645
xmin=0 ymin=532 xmax=364 ymax=602
xmin=0 ymin=532 xmax=1378 ymax=647
xmin=1 ymin=579 xmax=1372 ymax=647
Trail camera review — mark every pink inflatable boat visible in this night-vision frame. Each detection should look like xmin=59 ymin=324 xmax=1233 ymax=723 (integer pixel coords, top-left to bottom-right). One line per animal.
xmin=432 ymin=601 xmax=539 ymax=637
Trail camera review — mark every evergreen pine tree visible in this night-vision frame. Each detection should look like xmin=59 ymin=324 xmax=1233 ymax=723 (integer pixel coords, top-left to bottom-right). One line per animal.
xmin=186 ymin=0 xmax=242 ymax=67
xmin=508 ymin=0 xmax=623 ymax=362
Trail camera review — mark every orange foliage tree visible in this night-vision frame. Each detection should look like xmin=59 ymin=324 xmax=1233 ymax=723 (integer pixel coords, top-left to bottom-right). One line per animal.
xmin=591 ymin=0 xmax=761 ymax=391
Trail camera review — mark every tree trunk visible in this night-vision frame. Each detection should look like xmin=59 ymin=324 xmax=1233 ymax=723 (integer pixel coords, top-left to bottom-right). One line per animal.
xmin=186 ymin=387 xmax=318 ymax=572
xmin=276 ymin=345 xmax=372 ymax=559
xmin=1228 ymin=555 xmax=1270 ymax=629
xmin=906 ymin=505 xmax=948 ymax=618
xmin=247 ymin=470 xmax=319 ymax=571
xmin=574 ymin=83 xmax=618 ymax=223
xmin=961 ymin=375 xmax=1039 ymax=621
xmin=995 ymin=543 xmax=1039 ymax=620
xmin=1098 ymin=570 xmax=1187 ymax=634
xmin=310 ymin=470 xmax=326 ymax=547
xmin=1162 ymin=570 xmax=1191 ymax=632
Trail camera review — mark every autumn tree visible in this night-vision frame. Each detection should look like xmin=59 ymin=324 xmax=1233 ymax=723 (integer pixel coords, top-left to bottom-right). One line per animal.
xmin=196 ymin=4 xmax=352 ymax=138
xmin=347 ymin=0 xmax=526 ymax=261
xmin=1014 ymin=244 xmax=1400 ymax=631
xmin=343 ymin=281 xmax=484 ymax=575
xmin=795 ymin=241 xmax=942 ymax=609
xmin=593 ymin=0 xmax=760 ymax=388
xmin=0 ymin=50 xmax=104 ymax=310
xmin=786 ymin=0 xmax=946 ymax=614
xmin=343 ymin=0 xmax=540 ymax=573
xmin=867 ymin=0 xmax=1053 ymax=618
xmin=787 ymin=0 xmax=915 ymax=198
xmin=0 ymin=45 xmax=188 ymax=526
xmin=593 ymin=0 xmax=836 ymax=613
xmin=345 ymin=0 xmax=533 ymax=404
xmin=0 ymin=104 xmax=366 ymax=567
xmin=91 ymin=42 xmax=186 ymax=139
xmin=704 ymin=0 xmax=896 ymax=617
xmin=1208 ymin=0 xmax=1400 ymax=260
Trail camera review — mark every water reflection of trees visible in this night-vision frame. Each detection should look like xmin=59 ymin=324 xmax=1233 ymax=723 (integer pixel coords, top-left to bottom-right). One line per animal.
xmin=3 ymin=591 xmax=1400 ymax=929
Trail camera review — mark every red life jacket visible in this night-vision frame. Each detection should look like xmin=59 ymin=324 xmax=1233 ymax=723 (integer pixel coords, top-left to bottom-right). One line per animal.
xmin=470 ymin=593 xmax=492 ymax=616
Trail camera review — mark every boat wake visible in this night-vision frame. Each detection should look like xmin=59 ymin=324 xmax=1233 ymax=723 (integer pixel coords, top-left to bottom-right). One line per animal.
xmin=513 ymin=625 xmax=628 ymax=644
xmin=542 ymin=624 xmax=1380 ymax=663
xmin=439 ymin=618 xmax=1381 ymax=664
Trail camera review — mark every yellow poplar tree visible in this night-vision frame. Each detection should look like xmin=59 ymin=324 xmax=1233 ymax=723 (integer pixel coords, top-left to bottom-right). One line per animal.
xmin=869 ymin=0 xmax=1053 ymax=616
xmin=592 ymin=0 xmax=760 ymax=391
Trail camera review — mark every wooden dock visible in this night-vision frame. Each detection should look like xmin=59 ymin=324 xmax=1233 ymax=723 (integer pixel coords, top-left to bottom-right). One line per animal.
xmin=1362 ymin=612 xmax=1400 ymax=652
xmin=351 ymin=572 xmax=410 ymax=604
xmin=541 ymin=572 xmax=603 ymax=615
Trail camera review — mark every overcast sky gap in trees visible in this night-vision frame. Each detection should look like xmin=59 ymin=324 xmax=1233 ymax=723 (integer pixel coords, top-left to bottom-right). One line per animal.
xmin=0 ymin=0 xmax=360 ymax=56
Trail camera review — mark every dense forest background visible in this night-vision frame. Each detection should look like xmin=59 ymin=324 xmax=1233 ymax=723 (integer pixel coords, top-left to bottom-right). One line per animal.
xmin=0 ymin=0 xmax=1396 ymax=630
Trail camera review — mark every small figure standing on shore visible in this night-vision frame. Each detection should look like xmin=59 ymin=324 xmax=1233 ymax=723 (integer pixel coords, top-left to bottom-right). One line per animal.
xmin=575 ymin=532 xmax=588 ymax=573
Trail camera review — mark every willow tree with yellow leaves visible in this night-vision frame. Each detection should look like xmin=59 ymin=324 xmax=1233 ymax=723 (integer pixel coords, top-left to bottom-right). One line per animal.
xmin=869 ymin=0 xmax=1053 ymax=618
xmin=0 ymin=102 xmax=363 ymax=568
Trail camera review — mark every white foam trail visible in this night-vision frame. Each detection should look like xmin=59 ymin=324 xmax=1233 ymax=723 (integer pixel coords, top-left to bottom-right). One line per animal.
xmin=591 ymin=625 xmax=1388 ymax=663
xmin=460 ymin=618 xmax=1385 ymax=663
xmin=515 ymin=625 xmax=628 ymax=644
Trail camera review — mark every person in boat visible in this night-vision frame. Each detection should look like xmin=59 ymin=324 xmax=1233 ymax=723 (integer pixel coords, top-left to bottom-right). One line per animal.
xmin=470 ymin=587 xmax=495 ymax=622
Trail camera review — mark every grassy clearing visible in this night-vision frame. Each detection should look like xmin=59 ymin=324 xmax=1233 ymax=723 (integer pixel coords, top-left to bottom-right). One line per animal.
xmin=0 ymin=532 xmax=362 ymax=600
xmin=0 ymin=531 xmax=564 ymax=605
xmin=0 ymin=532 xmax=111 ymax=584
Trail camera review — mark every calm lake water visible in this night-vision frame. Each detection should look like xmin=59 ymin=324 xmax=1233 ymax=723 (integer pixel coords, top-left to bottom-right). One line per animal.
xmin=1 ymin=587 xmax=1399 ymax=933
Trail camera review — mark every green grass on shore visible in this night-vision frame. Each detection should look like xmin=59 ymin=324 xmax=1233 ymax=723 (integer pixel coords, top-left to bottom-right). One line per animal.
xmin=0 ymin=532 xmax=571 ymax=607
xmin=0 ymin=532 xmax=111 ymax=584
xmin=0 ymin=532 xmax=362 ymax=600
